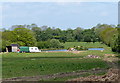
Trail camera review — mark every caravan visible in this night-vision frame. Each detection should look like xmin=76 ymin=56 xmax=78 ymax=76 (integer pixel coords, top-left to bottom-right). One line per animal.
xmin=29 ymin=47 xmax=41 ymax=52
xmin=19 ymin=46 xmax=41 ymax=53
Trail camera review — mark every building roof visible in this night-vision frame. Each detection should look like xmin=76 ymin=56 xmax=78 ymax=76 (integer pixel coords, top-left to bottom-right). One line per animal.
xmin=11 ymin=44 xmax=19 ymax=47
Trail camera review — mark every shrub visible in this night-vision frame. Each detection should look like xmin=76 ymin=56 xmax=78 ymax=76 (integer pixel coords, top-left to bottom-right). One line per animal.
xmin=49 ymin=39 xmax=64 ymax=48
xmin=37 ymin=39 xmax=64 ymax=49
xmin=75 ymin=46 xmax=88 ymax=50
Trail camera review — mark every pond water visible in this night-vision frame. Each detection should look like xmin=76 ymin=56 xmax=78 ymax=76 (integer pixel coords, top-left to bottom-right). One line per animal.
xmin=88 ymin=48 xmax=104 ymax=50
xmin=42 ymin=48 xmax=104 ymax=52
xmin=42 ymin=49 xmax=68 ymax=52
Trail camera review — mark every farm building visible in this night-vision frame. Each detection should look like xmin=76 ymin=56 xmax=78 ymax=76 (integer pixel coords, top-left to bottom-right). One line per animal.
xmin=6 ymin=44 xmax=19 ymax=52
xmin=6 ymin=44 xmax=41 ymax=53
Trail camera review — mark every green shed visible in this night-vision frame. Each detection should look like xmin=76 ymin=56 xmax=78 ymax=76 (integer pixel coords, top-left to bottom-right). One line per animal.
xmin=20 ymin=46 xmax=29 ymax=53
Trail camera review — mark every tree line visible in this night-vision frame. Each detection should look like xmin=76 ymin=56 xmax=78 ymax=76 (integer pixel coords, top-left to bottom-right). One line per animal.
xmin=0 ymin=23 xmax=120 ymax=53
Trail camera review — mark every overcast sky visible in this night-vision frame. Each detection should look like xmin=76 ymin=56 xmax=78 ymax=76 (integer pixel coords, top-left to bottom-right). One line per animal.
xmin=1 ymin=2 xmax=118 ymax=30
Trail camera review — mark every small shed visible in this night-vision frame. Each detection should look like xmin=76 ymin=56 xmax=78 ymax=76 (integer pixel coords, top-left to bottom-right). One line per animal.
xmin=11 ymin=44 xmax=19 ymax=52
xmin=6 ymin=44 xmax=19 ymax=52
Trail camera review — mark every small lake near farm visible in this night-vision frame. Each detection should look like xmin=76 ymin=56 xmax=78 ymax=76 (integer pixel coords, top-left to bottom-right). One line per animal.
xmin=42 ymin=48 xmax=104 ymax=52
xmin=42 ymin=49 xmax=68 ymax=52
xmin=88 ymin=48 xmax=104 ymax=50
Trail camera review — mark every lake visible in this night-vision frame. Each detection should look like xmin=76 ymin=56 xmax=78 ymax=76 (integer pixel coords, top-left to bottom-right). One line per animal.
xmin=42 ymin=49 xmax=68 ymax=52
xmin=88 ymin=48 xmax=104 ymax=50
xmin=42 ymin=48 xmax=104 ymax=52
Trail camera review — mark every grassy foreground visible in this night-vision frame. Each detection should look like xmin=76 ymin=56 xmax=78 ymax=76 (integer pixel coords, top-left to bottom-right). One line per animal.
xmin=2 ymin=52 xmax=109 ymax=78
xmin=2 ymin=42 xmax=115 ymax=80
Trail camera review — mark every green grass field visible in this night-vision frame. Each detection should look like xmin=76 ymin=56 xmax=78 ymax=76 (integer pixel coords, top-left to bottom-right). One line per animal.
xmin=2 ymin=52 xmax=109 ymax=78
xmin=2 ymin=42 xmax=117 ymax=81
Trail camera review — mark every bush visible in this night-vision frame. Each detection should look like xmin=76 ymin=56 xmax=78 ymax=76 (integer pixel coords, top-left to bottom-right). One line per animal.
xmin=49 ymin=39 xmax=64 ymax=48
xmin=75 ymin=46 xmax=88 ymax=50
xmin=111 ymin=28 xmax=120 ymax=53
xmin=1 ymin=40 xmax=11 ymax=52
xmin=37 ymin=41 xmax=50 ymax=49
xmin=36 ymin=39 xmax=64 ymax=49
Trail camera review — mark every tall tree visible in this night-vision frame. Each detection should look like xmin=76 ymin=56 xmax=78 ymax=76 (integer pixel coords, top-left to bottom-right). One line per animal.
xmin=12 ymin=28 xmax=36 ymax=46
xmin=73 ymin=27 xmax=83 ymax=42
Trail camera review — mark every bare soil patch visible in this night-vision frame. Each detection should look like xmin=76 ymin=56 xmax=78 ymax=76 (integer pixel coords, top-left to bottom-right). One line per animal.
xmin=66 ymin=54 xmax=120 ymax=83
xmin=67 ymin=68 xmax=120 ymax=83
xmin=2 ymin=68 xmax=107 ymax=81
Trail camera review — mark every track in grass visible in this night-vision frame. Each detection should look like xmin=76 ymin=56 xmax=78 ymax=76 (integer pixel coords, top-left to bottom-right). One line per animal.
xmin=3 ymin=68 xmax=108 ymax=81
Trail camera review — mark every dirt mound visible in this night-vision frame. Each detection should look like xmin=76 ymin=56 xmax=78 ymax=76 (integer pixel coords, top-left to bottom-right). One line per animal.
xmin=67 ymin=68 xmax=120 ymax=83
xmin=86 ymin=55 xmax=100 ymax=59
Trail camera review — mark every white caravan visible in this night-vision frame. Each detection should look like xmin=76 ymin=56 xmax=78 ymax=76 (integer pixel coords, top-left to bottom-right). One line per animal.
xmin=29 ymin=47 xmax=41 ymax=52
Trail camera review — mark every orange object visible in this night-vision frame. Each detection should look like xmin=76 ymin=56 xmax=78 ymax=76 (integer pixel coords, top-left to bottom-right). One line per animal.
xmin=17 ymin=49 xmax=20 ymax=52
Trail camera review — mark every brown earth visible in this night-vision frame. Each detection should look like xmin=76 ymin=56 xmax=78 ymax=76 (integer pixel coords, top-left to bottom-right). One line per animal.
xmin=67 ymin=68 xmax=120 ymax=83
xmin=66 ymin=54 xmax=120 ymax=83
xmin=2 ymin=68 xmax=108 ymax=82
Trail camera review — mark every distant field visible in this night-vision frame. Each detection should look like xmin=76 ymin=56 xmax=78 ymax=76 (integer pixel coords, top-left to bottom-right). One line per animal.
xmin=64 ymin=42 xmax=108 ymax=49
xmin=64 ymin=42 xmax=113 ymax=54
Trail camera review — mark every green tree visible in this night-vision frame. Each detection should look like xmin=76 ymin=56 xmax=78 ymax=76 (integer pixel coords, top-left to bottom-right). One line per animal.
xmin=112 ymin=27 xmax=120 ymax=53
xmin=82 ymin=29 xmax=97 ymax=42
xmin=83 ymin=35 xmax=92 ymax=42
xmin=12 ymin=28 xmax=36 ymax=46
xmin=73 ymin=27 xmax=83 ymax=42
xmin=100 ymin=27 xmax=117 ymax=46
xmin=31 ymin=27 xmax=42 ymax=41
